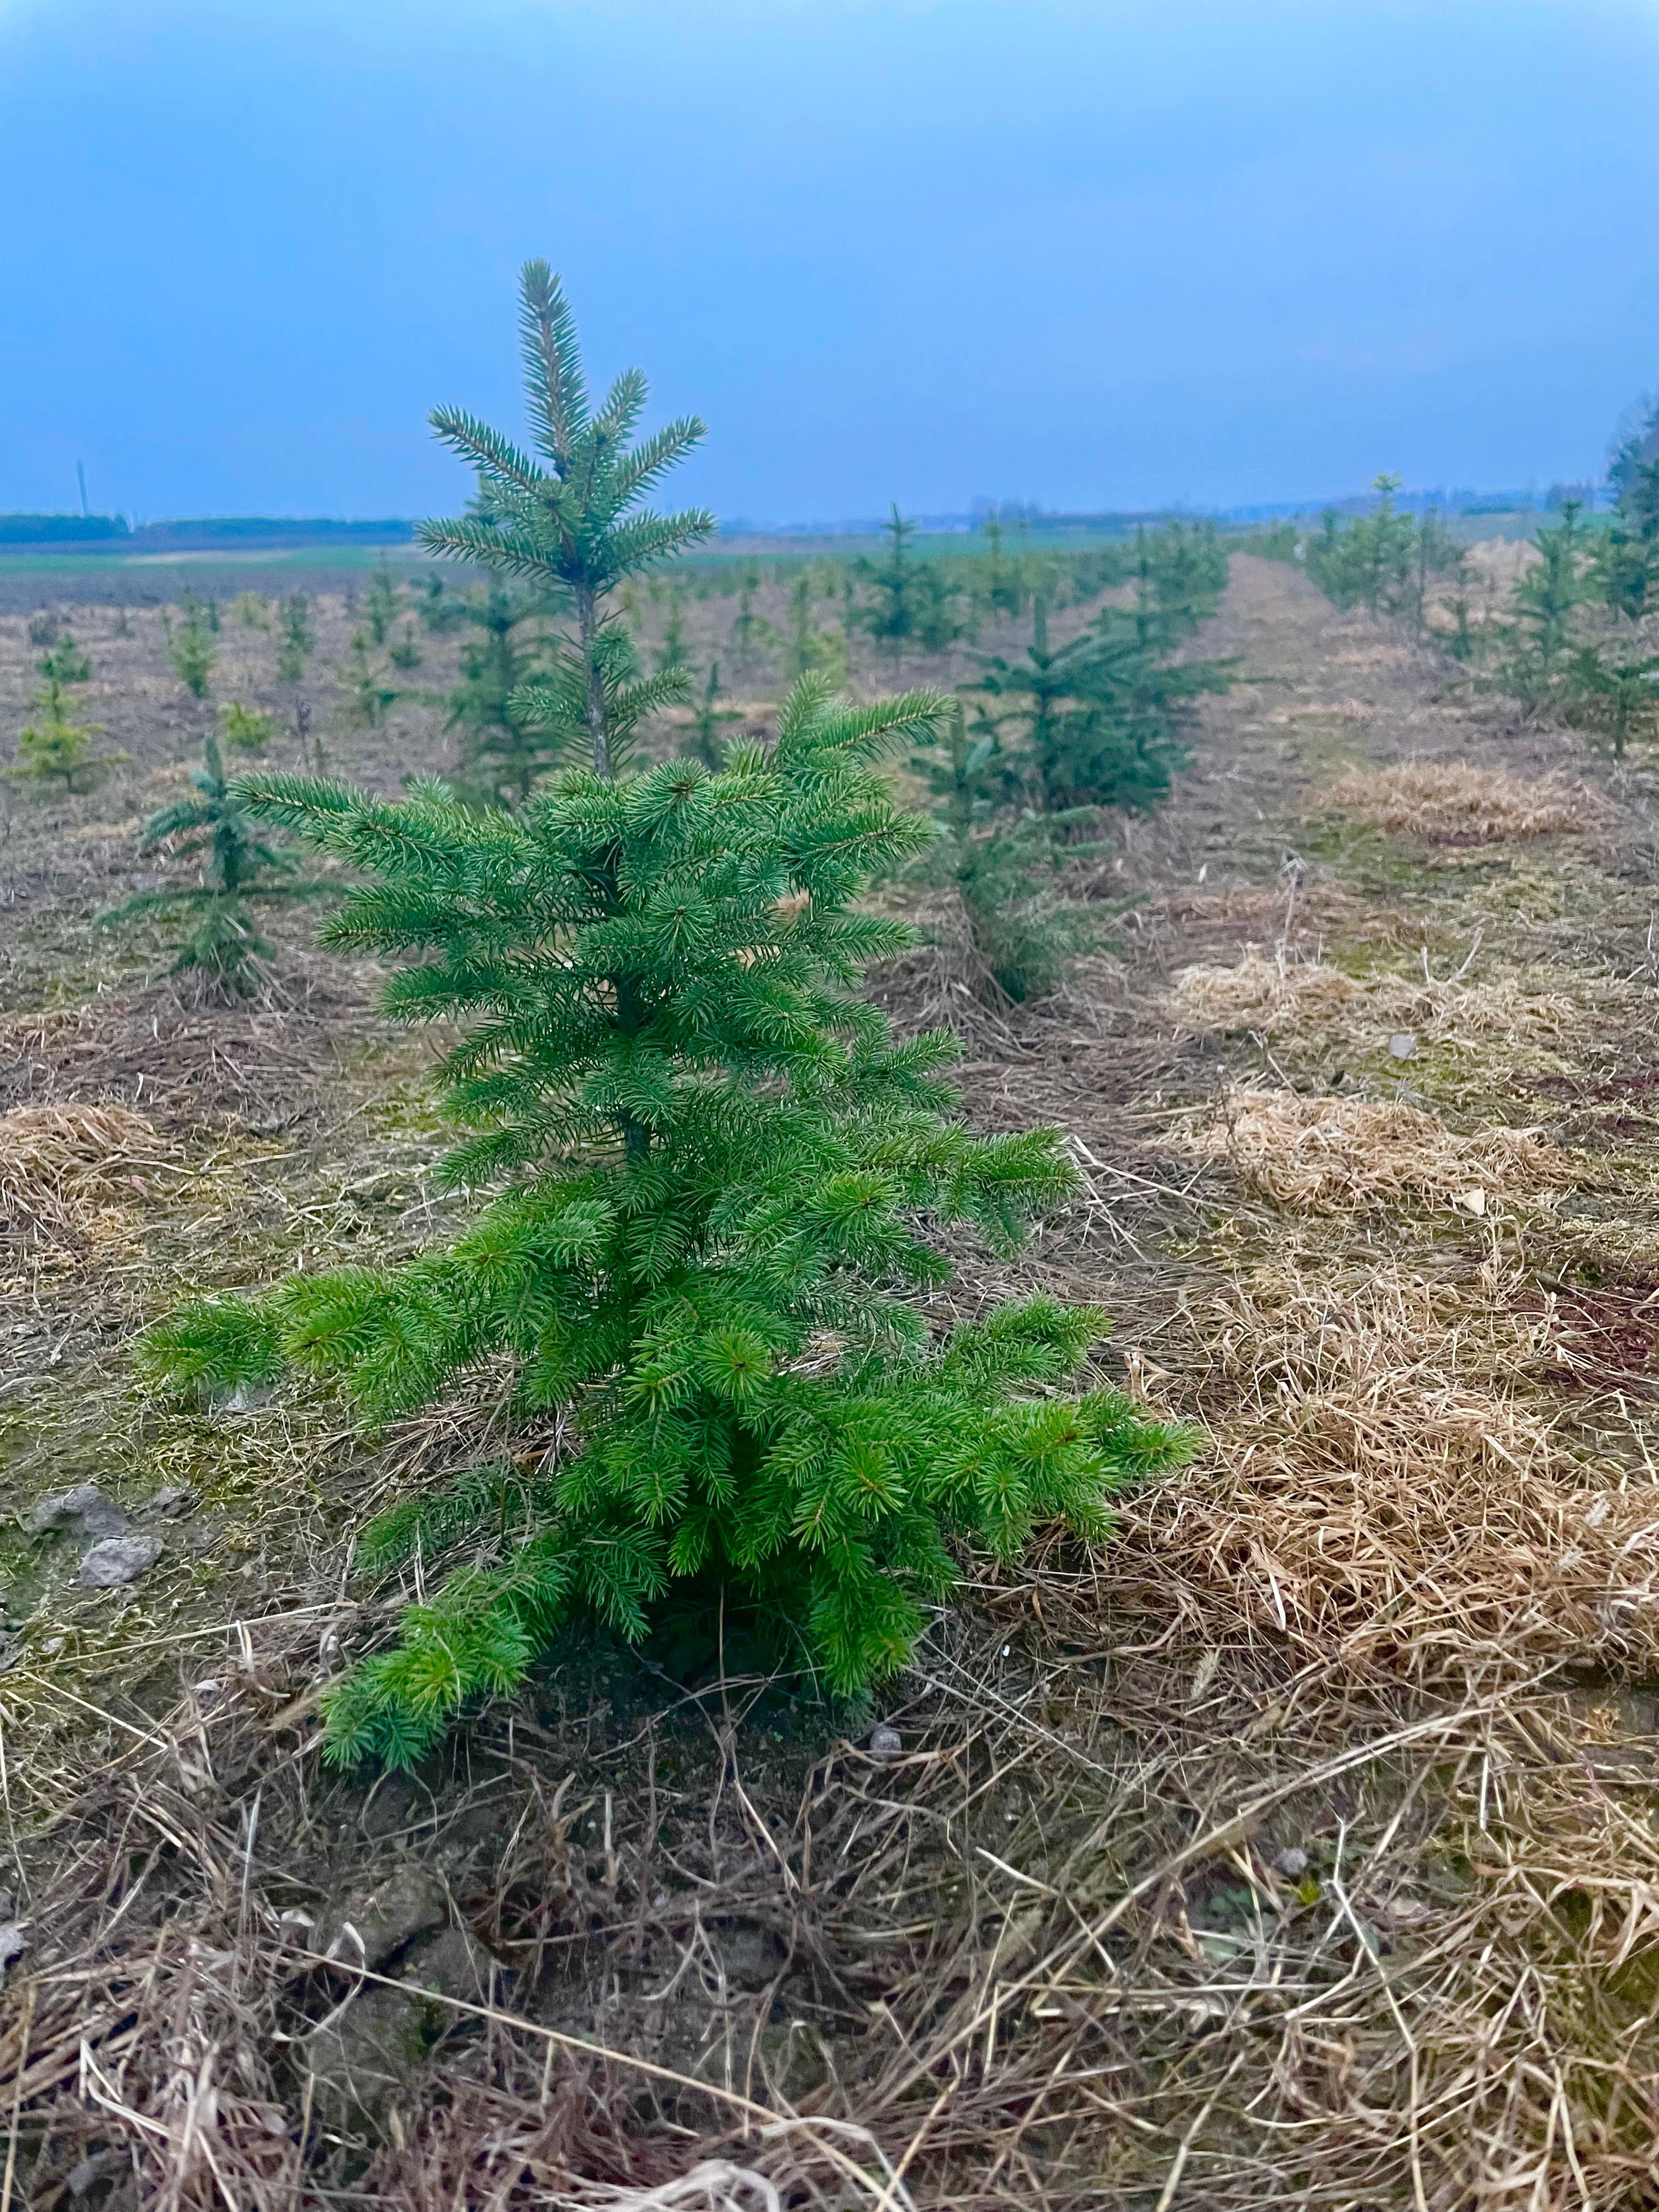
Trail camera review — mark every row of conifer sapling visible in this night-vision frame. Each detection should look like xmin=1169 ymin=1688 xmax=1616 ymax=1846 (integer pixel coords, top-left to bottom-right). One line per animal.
xmin=1259 ymin=441 xmax=1659 ymax=757
xmin=46 ymin=264 xmax=1206 ymax=1768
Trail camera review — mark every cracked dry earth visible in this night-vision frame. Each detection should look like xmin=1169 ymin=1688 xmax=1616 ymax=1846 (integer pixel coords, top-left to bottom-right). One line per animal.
xmin=5 ymin=554 xmax=1659 ymax=2209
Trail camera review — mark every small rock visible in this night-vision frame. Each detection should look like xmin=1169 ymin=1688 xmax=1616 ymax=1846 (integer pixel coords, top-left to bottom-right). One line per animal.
xmin=1274 ymin=1846 xmax=1310 ymax=1880
xmin=404 ymin=1924 xmax=503 ymax=2002
xmin=25 ymin=1483 xmax=129 ymax=1541
xmin=0 ymin=1923 xmax=29 ymax=1976
xmin=66 ymin=2149 xmax=122 ymax=2198
xmin=868 ymin=1725 xmax=902 ymax=1761
xmin=707 ymin=1920 xmax=785 ymax=1992
xmin=307 ymin=1921 xmax=507 ymax=2135
xmin=142 ymin=1484 xmax=197 ymax=1520
xmin=218 ymin=1384 xmax=274 ymax=1415
xmin=1375 ymin=1892 xmax=1432 ymax=1928
xmin=78 ymin=1533 xmax=162 ymax=1589
xmin=334 ymin=1865 xmax=448 ymax=1972
xmin=1387 ymin=1032 xmax=1416 ymax=1062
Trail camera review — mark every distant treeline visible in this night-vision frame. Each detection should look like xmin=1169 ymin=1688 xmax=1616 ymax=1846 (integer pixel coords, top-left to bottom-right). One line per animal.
xmin=0 ymin=515 xmax=416 ymax=551
xmin=0 ymin=514 xmax=131 ymax=544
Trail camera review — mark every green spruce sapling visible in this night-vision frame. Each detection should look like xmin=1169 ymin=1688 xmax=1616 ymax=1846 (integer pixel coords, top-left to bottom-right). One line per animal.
xmin=911 ymin=706 xmax=1096 ymax=1003
xmin=102 ymin=734 xmax=318 ymax=994
xmin=855 ymin=505 xmax=922 ymax=668
xmin=1506 ymin=500 xmax=1587 ymax=709
xmin=364 ymin=560 xmax=402 ymax=646
xmin=966 ymin=587 xmax=1229 ymax=815
xmin=6 ymin=676 xmax=127 ymax=796
xmin=446 ymin=585 xmax=558 ymax=806
xmin=335 ymin=630 xmax=399 ymax=730
xmin=656 ymin=585 xmax=691 ymax=676
xmin=163 ymin=599 xmax=217 ymax=700
xmin=219 ymin=700 xmax=277 ymax=753
xmin=685 ymin=660 xmax=742 ymax=769
xmin=728 ymin=566 xmax=775 ymax=677
xmin=38 ymin=631 xmax=92 ymax=685
xmin=1594 ymin=409 xmax=1659 ymax=620
xmin=140 ymin=260 xmax=1188 ymax=1768
xmin=415 ymin=574 xmax=471 ymax=634
xmin=784 ymin=571 xmax=848 ymax=684
xmin=977 ymin=514 xmax=1025 ymax=620
xmin=1558 ymin=636 xmax=1659 ymax=756
xmin=276 ymin=595 xmax=315 ymax=685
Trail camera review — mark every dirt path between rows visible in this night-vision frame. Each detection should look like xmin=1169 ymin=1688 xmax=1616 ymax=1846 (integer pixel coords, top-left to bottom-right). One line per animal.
xmin=6 ymin=554 xmax=1659 ymax=2209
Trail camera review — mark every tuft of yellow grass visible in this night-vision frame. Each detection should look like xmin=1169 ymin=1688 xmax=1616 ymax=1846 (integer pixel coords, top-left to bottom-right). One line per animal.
xmin=1119 ymin=1257 xmax=1659 ymax=1688
xmin=0 ymin=1101 xmax=171 ymax=1241
xmin=1170 ymin=947 xmax=1588 ymax=1047
xmin=1321 ymin=758 xmax=1595 ymax=844
xmin=1186 ymin=1085 xmax=1585 ymax=1214
xmin=1169 ymin=949 xmax=1357 ymax=1032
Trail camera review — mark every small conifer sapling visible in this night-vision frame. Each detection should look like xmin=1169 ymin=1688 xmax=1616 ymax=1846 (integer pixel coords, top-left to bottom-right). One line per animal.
xmin=5 ymin=675 xmax=127 ymax=796
xmin=686 ymin=660 xmax=742 ymax=769
xmin=911 ymin=705 xmax=1097 ymax=1003
xmin=219 ymin=700 xmax=276 ymax=753
xmin=335 ymin=631 xmax=399 ymax=730
xmin=276 ymin=595 xmax=315 ymax=685
xmin=140 ymin=262 xmax=1189 ymax=1768
xmin=38 ymin=631 xmax=92 ymax=685
xmin=445 ymin=585 xmax=559 ymax=806
xmin=103 ymin=733 xmax=321 ymax=995
xmin=364 ymin=560 xmax=402 ymax=645
xmin=164 ymin=600 xmax=217 ymax=699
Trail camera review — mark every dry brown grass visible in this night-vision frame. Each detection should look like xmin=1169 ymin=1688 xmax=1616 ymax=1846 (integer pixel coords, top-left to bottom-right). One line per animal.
xmin=1169 ymin=947 xmax=1594 ymax=1054
xmin=1322 ymin=759 xmax=1597 ymax=844
xmin=0 ymin=1100 xmax=172 ymax=1243
xmin=1117 ymin=1256 xmax=1659 ymax=1686
xmin=1170 ymin=949 xmax=1360 ymax=1032
xmin=1186 ymin=1085 xmax=1587 ymax=1214
xmin=15 ymin=1480 xmax=1659 ymax=2212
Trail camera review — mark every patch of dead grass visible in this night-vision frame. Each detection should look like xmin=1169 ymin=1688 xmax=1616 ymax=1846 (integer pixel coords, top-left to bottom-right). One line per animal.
xmin=1322 ymin=759 xmax=1598 ymax=844
xmin=1170 ymin=946 xmax=1591 ymax=1049
xmin=1184 ymin=1085 xmax=1586 ymax=1214
xmin=1119 ymin=1257 xmax=1659 ymax=1688
xmin=0 ymin=1100 xmax=173 ymax=1244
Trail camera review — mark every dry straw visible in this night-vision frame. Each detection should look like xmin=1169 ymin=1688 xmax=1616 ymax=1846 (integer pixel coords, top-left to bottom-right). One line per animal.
xmin=1186 ymin=1085 xmax=1585 ymax=1214
xmin=0 ymin=1101 xmax=172 ymax=1243
xmin=1115 ymin=1256 xmax=1659 ymax=1686
xmin=1321 ymin=759 xmax=1597 ymax=844
xmin=1169 ymin=946 xmax=1588 ymax=1048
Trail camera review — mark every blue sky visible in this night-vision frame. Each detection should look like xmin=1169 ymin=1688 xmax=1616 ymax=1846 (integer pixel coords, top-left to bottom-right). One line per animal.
xmin=3 ymin=0 xmax=1657 ymax=521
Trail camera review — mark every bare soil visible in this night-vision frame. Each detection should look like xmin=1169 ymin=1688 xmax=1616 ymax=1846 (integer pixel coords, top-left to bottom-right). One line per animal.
xmin=4 ymin=555 xmax=1659 ymax=2210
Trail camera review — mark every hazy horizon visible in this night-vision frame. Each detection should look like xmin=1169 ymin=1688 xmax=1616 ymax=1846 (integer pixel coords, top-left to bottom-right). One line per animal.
xmin=3 ymin=0 xmax=1658 ymax=528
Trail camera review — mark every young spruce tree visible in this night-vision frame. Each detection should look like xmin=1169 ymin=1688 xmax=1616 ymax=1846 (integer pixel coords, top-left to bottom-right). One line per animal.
xmin=910 ymin=705 xmax=1096 ymax=1003
xmin=140 ymin=262 xmax=1187 ymax=1767
xmin=164 ymin=597 xmax=217 ymax=700
xmin=103 ymin=733 xmax=318 ymax=995
xmin=445 ymin=585 xmax=558 ymax=806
